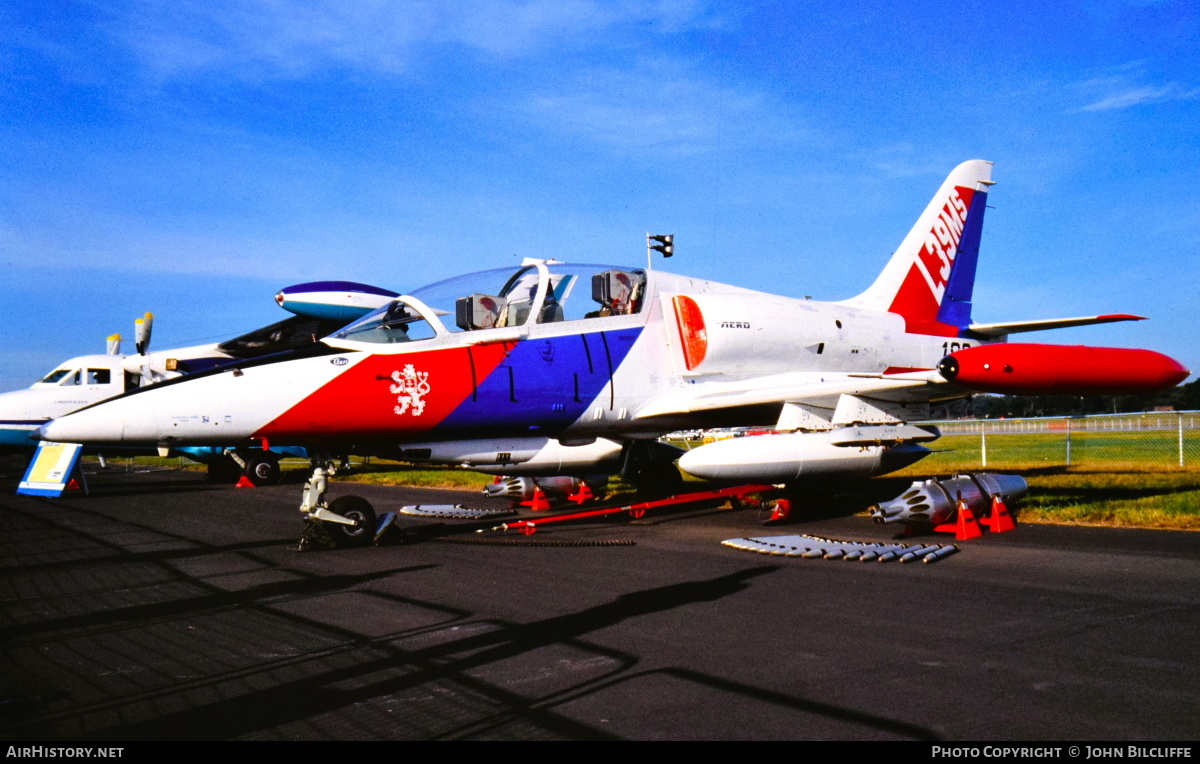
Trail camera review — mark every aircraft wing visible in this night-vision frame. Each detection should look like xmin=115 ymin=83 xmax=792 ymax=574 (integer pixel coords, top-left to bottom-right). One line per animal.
xmin=967 ymin=314 xmax=1144 ymax=337
xmin=633 ymin=370 xmax=948 ymax=420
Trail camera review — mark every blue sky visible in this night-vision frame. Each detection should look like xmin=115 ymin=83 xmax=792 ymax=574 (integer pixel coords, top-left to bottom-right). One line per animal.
xmin=2 ymin=0 xmax=1197 ymax=389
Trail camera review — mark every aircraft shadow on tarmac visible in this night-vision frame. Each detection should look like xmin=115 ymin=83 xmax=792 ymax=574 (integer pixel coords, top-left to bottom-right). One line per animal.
xmin=1 ymin=493 xmax=943 ymax=741
xmin=6 ymin=570 xmax=943 ymax=741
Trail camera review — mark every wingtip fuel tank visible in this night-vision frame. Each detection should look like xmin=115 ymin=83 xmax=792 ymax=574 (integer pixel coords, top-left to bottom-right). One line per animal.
xmin=274 ymin=281 xmax=400 ymax=323
xmin=938 ymin=344 xmax=1190 ymax=396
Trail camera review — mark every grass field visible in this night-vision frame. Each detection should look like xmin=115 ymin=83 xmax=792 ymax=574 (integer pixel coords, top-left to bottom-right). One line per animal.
xmin=889 ymin=432 xmax=1200 ymax=530
xmin=910 ymin=431 xmax=1198 ymax=472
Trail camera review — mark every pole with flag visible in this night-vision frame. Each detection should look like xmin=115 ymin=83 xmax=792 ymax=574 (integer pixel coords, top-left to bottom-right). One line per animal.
xmin=646 ymin=233 xmax=674 ymax=270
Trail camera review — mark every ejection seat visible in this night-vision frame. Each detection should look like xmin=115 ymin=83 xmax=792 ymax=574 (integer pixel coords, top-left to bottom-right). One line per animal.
xmin=455 ymin=293 xmax=508 ymax=330
xmin=591 ymin=269 xmax=643 ymax=316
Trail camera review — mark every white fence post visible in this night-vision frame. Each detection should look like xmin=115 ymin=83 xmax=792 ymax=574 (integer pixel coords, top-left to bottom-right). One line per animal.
xmin=981 ymin=420 xmax=987 ymax=469
xmin=1181 ymin=412 xmax=1186 ymax=468
xmin=1066 ymin=417 xmax=1072 ymax=467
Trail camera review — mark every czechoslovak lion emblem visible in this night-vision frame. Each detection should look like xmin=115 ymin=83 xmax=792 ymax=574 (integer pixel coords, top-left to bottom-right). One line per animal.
xmin=390 ymin=365 xmax=430 ymax=416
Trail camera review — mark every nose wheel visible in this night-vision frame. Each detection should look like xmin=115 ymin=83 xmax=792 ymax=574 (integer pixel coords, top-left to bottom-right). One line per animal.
xmin=324 ymin=496 xmax=377 ymax=547
xmin=297 ymin=460 xmax=377 ymax=549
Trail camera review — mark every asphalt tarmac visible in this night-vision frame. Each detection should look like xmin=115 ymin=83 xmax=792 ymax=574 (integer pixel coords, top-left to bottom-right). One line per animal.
xmin=1 ymin=465 xmax=1198 ymax=741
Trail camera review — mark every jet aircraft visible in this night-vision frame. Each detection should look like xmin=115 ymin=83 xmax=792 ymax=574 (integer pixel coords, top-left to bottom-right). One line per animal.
xmin=39 ymin=161 xmax=1189 ymax=543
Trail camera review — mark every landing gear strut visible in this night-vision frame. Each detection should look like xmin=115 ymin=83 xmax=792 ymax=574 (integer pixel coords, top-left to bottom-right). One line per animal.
xmin=297 ymin=458 xmax=377 ymax=550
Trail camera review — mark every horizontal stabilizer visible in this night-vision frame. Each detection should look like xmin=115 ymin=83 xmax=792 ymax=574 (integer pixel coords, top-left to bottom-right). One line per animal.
xmin=967 ymin=314 xmax=1145 ymax=338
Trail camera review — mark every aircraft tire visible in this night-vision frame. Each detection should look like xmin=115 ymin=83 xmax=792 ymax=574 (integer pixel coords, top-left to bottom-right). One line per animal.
xmin=325 ymin=496 xmax=376 ymax=548
xmin=245 ymin=453 xmax=282 ymax=487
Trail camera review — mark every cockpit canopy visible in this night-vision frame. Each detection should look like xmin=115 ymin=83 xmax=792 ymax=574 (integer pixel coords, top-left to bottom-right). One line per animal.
xmin=330 ymin=262 xmax=646 ymax=345
xmin=32 ymin=355 xmax=126 ymax=389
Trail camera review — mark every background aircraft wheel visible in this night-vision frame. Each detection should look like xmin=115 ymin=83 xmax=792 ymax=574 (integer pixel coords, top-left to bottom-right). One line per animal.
xmin=325 ymin=496 xmax=376 ymax=548
xmin=245 ymin=453 xmax=282 ymax=487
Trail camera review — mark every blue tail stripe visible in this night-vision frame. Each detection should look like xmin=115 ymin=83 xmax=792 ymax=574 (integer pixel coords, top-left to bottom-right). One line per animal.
xmin=937 ymin=190 xmax=988 ymax=329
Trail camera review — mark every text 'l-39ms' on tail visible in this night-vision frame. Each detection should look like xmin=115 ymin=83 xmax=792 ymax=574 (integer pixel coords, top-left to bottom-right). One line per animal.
xmin=841 ymin=159 xmax=994 ymax=338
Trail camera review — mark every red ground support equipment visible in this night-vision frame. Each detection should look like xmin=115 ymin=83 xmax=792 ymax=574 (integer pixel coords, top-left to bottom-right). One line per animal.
xmin=769 ymin=498 xmax=793 ymax=522
xmin=523 ymin=488 xmax=552 ymax=511
xmin=501 ymin=484 xmax=776 ymax=535
xmin=235 ymin=476 xmax=255 ymax=488
xmin=567 ymin=482 xmax=595 ymax=505
xmin=935 ymin=499 xmax=983 ymax=541
xmin=980 ymin=494 xmax=1017 ymax=533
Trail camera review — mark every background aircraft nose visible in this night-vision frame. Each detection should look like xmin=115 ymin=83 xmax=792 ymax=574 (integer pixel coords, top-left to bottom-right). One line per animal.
xmin=36 ymin=406 xmax=126 ymax=445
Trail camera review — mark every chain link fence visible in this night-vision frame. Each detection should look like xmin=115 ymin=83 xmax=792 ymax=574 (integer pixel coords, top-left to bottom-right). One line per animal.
xmin=918 ymin=411 xmax=1200 ymax=471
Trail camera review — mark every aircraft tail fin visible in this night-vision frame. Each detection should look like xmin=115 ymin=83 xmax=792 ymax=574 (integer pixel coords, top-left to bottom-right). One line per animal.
xmin=842 ymin=160 xmax=993 ymax=337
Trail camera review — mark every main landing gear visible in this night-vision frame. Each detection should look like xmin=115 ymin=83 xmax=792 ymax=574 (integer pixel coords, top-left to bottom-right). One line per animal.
xmin=297 ymin=457 xmax=377 ymax=550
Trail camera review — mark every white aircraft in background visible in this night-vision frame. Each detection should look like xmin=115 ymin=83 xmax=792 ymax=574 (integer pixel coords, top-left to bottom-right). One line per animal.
xmin=3 ymin=282 xmax=399 ymax=483
xmin=39 ymin=161 xmax=1189 ymax=542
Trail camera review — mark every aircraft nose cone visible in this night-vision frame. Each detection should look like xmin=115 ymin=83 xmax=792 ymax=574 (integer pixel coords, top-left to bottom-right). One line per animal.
xmin=36 ymin=406 xmax=126 ymax=445
xmin=676 ymin=448 xmax=726 ymax=481
xmin=35 ymin=418 xmax=75 ymax=443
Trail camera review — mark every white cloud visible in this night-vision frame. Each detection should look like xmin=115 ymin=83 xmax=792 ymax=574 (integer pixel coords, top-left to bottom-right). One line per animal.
xmin=95 ymin=0 xmax=724 ymax=81
xmin=1074 ymin=62 xmax=1199 ymax=112
xmin=1080 ymin=83 xmax=1200 ymax=111
xmin=517 ymin=61 xmax=813 ymax=156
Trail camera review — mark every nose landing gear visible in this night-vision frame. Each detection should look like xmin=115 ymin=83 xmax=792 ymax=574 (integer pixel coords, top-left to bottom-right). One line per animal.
xmin=297 ymin=459 xmax=377 ymax=550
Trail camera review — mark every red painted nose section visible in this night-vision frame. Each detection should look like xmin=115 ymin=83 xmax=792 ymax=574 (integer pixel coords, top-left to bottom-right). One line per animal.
xmin=938 ymin=344 xmax=1190 ymax=395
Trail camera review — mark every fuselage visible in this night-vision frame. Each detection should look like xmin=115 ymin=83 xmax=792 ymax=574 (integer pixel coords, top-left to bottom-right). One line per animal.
xmin=0 ymin=354 xmax=130 ymax=452
xmin=37 ymin=261 xmax=988 ymax=451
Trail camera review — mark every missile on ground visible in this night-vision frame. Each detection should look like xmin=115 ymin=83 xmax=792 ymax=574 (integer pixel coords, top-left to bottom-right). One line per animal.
xmin=870 ymin=473 xmax=1028 ymax=527
xmin=482 ymin=475 xmax=608 ymax=503
xmin=923 ymin=546 xmax=959 ymax=563
xmin=900 ymin=544 xmax=942 ymax=563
